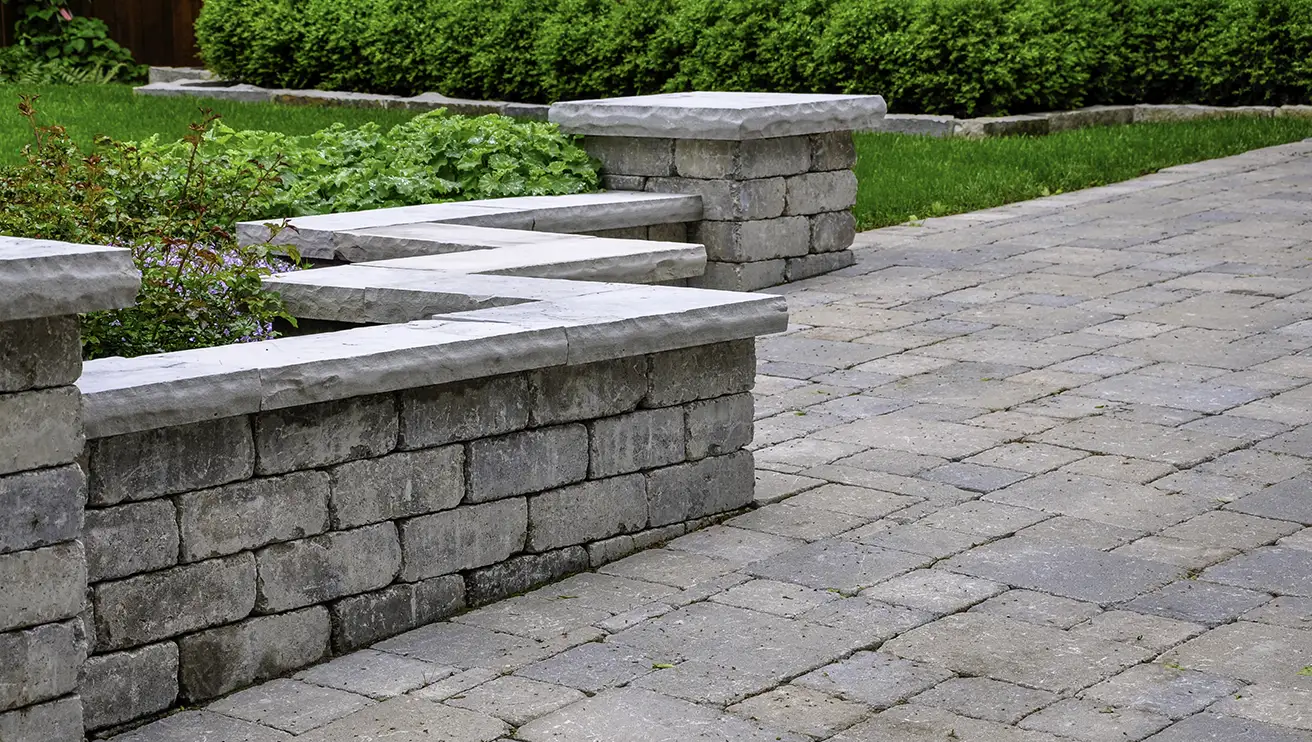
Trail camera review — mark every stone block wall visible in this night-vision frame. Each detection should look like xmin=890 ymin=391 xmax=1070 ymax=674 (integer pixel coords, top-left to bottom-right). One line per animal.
xmin=584 ymin=134 xmax=859 ymax=291
xmin=78 ymin=340 xmax=757 ymax=732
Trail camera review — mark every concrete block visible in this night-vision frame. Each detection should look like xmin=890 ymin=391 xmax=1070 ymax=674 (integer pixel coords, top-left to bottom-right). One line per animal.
xmin=0 ymin=316 xmax=80 ymax=393
xmin=784 ymin=171 xmax=858 ymax=216
xmin=94 ymin=553 xmax=255 ymax=650
xmin=179 ymin=471 xmax=329 ymax=562
xmin=689 ymin=259 xmax=786 ymax=291
xmin=646 ymin=450 xmax=756 ymax=526
xmin=584 ymin=137 xmax=675 ymax=177
xmin=686 ymin=393 xmax=754 ymax=460
xmin=329 ymin=446 xmax=463 ymax=528
xmin=530 ymin=357 xmax=646 ymax=425
xmin=329 ymin=575 xmax=465 ymax=652
xmin=527 ymin=475 xmax=648 ymax=552
xmin=0 ymin=542 xmax=85 ymax=632
xmin=465 ymin=546 xmax=589 ymax=607
xmin=646 ymin=177 xmax=786 ymax=221
xmin=1134 ymin=104 xmax=1230 ymax=123
xmin=1277 ymin=105 xmax=1312 ymax=118
xmin=85 ymin=500 xmax=178 ymax=582
xmin=399 ymin=499 xmax=527 ymax=581
xmin=809 ymin=132 xmax=857 ymax=171
xmin=810 ymin=211 xmax=857 ymax=253
xmin=786 ymin=250 xmax=856 ymax=282
xmin=80 ymin=641 xmax=178 ymax=730
xmin=692 ymin=217 xmax=810 ymax=262
xmin=399 ymin=374 xmax=529 ymax=450
xmin=0 ymin=464 xmax=84 ymax=555
xmin=87 ymin=416 xmax=254 ymax=505
xmin=648 ymin=222 xmax=689 ymax=242
xmin=0 ymin=621 xmax=84 ymax=711
xmin=646 ymin=340 xmax=756 ymax=407
xmin=0 ymin=697 xmax=83 ymax=742
xmin=1048 ymin=106 xmax=1135 ymax=132
xmin=255 ymin=394 xmax=396 ymax=475
xmin=467 ymin=425 xmax=589 ymax=502
xmin=255 ymin=524 xmax=401 ymax=613
xmin=868 ymin=114 xmax=958 ymax=137
xmin=601 ymin=174 xmax=647 ymax=191
xmin=957 ymin=114 xmax=1051 ymax=137
xmin=0 ymin=387 xmax=81 ymax=476
xmin=177 ymin=606 xmax=330 ymax=702
xmin=675 ymin=137 xmax=811 ymax=179
xmin=590 ymin=409 xmax=686 ymax=478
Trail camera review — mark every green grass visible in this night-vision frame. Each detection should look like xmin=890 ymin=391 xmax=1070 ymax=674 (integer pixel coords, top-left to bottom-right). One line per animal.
xmin=854 ymin=117 xmax=1312 ymax=230
xmin=0 ymin=83 xmax=423 ymax=164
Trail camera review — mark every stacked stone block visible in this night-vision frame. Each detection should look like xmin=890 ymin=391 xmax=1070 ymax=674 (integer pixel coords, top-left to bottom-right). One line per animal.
xmin=79 ymin=339 xmax=757 ymax=730
xmin=583 ymin=134 xmax=859 ymax=291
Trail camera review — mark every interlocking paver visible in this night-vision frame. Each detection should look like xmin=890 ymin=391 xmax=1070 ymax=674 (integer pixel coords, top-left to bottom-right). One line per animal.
xmin=910 ymin=677 xmax=1057 ymax=724
xmin=445 ymin=676 xmax=586 ymax=726
xmin=727 ymin=685 xmax=871 ymax=738
xmin=969 ymin=588 xmax=1101 ymax=629
xmin=207 ymin=679 xmax=374 ymax=734
xmin=1146 ymin=713 xmax=1312 ymax=742
xmin=985 ymin=472 xmax=1212 ymax=530
xmin=833 ymin=703 xmax=1069 ymax=742
xmin=1229 ymin=478 xmax=1312 ymax=525
xmin=516 ymin=688 xmax=807 ymax=742
xmin=744 ymin=539 xmax=930 ymax=593
xmin=296 ymin=697 xmax=508 ymax=742
xmin=795 ymin=651 xmax=953 ymax=709
xmin=943 ymin=539 xmax=1181 ymax=604
xmin=1081 ymin=663 xmax=1245 ymax=719
xmin=1124 ymin=579 xmax=1272 ymax=625
xmin=1018 ymin=698 xmax=1172 ymax=742
xmin=1160 ymin=621 xmax=1312 ymax=683
xmin=1203 ymin=546 xmax=1312 ymax=596
xmin=294 ymin=649 xmax=455 ymax=700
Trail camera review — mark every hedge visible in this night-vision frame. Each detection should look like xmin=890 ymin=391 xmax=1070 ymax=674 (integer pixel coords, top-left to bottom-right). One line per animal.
xmin=195 ymin=0 xmax=1312 ymax=117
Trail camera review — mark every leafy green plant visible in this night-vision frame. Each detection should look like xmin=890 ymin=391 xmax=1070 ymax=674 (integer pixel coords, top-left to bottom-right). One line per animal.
xmin=0 ymin=0 xmax=143 ymax=84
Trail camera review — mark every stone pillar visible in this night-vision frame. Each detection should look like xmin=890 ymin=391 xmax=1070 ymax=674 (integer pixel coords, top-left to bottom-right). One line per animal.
xmin=550 ymin=92 xmax=885 ymax=291
xmin=0 ymin=238 xmax=138 ymax=741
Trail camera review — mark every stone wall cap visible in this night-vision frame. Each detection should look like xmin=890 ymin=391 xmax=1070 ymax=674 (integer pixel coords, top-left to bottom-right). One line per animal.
xmin=0 ymin=237 xmax=140 ymax=321
xmin=550 ymin=92 xmax=888 ymax=140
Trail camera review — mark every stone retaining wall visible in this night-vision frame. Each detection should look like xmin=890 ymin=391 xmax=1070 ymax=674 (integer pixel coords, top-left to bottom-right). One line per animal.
xmin=78 ymin=341 xmax=758 ymax=732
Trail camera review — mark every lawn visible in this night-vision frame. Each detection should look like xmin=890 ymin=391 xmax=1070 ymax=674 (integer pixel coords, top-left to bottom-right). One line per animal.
xmin=854 ymin=116 xmax=1312 ymax=229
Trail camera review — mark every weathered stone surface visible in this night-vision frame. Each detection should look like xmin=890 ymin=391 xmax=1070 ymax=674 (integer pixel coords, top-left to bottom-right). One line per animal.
xmin=105 ymin=709 xmax=293 ymax=742
xmin=584 ymin=137 xmax=675 ymax=177
xmin=87 ymin=415 xmax=254 ymax=505
xmin=785 ymin=170 xmax=858 ymax=215
xmin=0 ymin=464 xmax=84 ymax=555
xmin=177 ymin=606 xmax=330 ymax=701
xmin=0 ymin=697 xmax=83 ymax=742
xmin=796 ymin=651 xmax=953 ymax=708
xmin=94 ymin=553 xmax=254 ymax=650
xmin=1019 ymin=698 xmax=1170 ymax=741
xmin=601 ymin=174 xmax=647 ymax=190
xmin=178 ymin=471 xmax=328 ymax=563
xmin=528 ymin=475 xmax=648 ymax=551
xmin=0 ymin=237 xmax=138 ymax=321
xmin=692 ymin=217 xmax=811 ymax=262
xmin=297 ymin=696 xmax=508 ymax=742
xmin=465 ymin=547 xmax=590 ymax=607
xmin=329 ymin=575 xmax=465 ymax=652
xmin=1159 ymin=621 xmax=1312 ymax=683
xmin=1071 ymin=610 xmax=1205 ymax=653
xmin=647 ymin=340 xmax=755 ymax=407
xmin=861 ymin=569 xmax=1007 ymax=616
xmin=0 ymin=621 xmax=84 ymax=711
xmin=1204 ymin=546 xmax=1312 ymax=597
xmin=911 ymin=677 xmax=1056 ymax=723
xmin=255 ymin=394 xmax=397 ymax=475
xmin=590 ymin=408 xmax=685 ymax=477
xmin=1147 ymin=713 xmax=1312 ymax=742
xmin=255 ymin=524 xmax=401 ymax=613
xmin=467 ymin=425 xmax=589 ymax=502
xmin=516 ymin=641 xmax=662 ymax=693
xmin=1047 ymin=105 xmax=1136 ymax=132
xmin=675 ymin=137 xmax=811 ymax=179
xmin=0 ymin=316 xmax=80 ymax=393
xmin=399 ymin=374 xmax=529 ymax=449
xmin=691 ymin=258 xmax=787 ymax=291
xmin=957 ymin=114 xmax=1051 ymax=138
xmin=810 ymin=131 xmax=858 ymax=170
xmin=530 ymin=358 xmax=646 ymax=425
xmin=81 ymin=641 xmax=178 ymax=730
xmin=0 ymin=542 xmax=85 ymax=632
xmin=810 ymin=211 xmax=857 ymax=253
xmin=647 ymin=176 xmax=786 ymax=221
xmin=1081 ymin=663 xmax=1243 ymax=719
xmin=944 ymin=539 xmax=1181 ymax=604
xmin=786 ymin=251 xmax=857 ymax=282
xmin=970 ymin=589 xmax=1100 ymax=629
xmin=0 ymin=387 xmax=81 ymax=476
xmin=1229 ymin=478 xmax=1312 ymax=525
xmin=399 ymin=499 xmax=528 ymax=581
xmin=375 ymin=620 xmax=555 ymax=671
xmin=209 ymin=678 xmax=375 ymax=735
xmin=551 ymin=92 xmax=886 ymax=141
xmin=447 ymin=676 xmax=586 ymax=727
xmin=745 ymin=540 xmax=928 ymax=594
xmin=518 ymin=687 xmax=806 ymax=741
xmin=646 ymin=450 xmax=754 ymax=526
xmin=328 ymin=446 xmax=463 ymax=528
xmin=295 ymin=648 xmax=454 ymax=700
xmin=85 ymin=499 xmax=178 ymax=581
xmin=1125 ymin=580 xmax=1273 ymax=626
xmin=870 ymin=113 xmax=958 ymax=137
xmin=685 ymin=392 xmax=754 ymax=459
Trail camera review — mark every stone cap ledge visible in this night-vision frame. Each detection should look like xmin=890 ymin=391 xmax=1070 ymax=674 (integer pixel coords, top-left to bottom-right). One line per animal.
xmin=0 ymin=237 xmax=140 ymax=321
xmin=78 ymin=286 xmax=787 ymax=438
xmin=550 ymin=92 xmax=888 ymax=140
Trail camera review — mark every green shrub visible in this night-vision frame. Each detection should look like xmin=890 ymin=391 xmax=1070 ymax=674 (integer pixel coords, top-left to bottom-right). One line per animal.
xmin=0 ymin=1 xmax=144 ymax=84
xmin=196 ymin=0 xmax=1312 ymax=116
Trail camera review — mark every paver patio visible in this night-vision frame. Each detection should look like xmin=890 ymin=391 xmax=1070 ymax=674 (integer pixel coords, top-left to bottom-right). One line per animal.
xmin=113 ymin=140 xmax=1312 ymax=741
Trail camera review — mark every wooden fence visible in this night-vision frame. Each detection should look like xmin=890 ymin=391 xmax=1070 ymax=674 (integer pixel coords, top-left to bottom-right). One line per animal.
xmin=1 ymin=0 xmax=204 ymax=68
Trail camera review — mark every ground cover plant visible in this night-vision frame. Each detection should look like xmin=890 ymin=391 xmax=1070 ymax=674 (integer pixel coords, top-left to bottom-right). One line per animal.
xmin=852 ymin=115 xmax=1312 ymax=228
xmin=195 ymin=0 xmax=1312 ymax=117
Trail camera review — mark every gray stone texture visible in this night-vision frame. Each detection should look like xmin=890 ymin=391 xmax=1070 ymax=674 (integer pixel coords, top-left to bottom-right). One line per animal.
xmin=590 ymin=408 xmax=686 ymax=477
xmin=810 ymin=132 xmax=858 ymax=171
xmin=647 ymin=340 xmax=756 ymax=406
xmin=87 ymin=415 xmax=254 ymax=505
xmin=255 ymin=523 xmax=401 ymax=613
xmin=786 ymin=251 xmax=857 ymax=282
xmin=297 ymin=696 xmax=507 ymax=742
xmin=0 ymin=316 xmax=80 ymax=393
xmin=0 ymin=387 xmax=81 ymax=476
xmin=179 ymin=471 xmax=329 ymax=562
xmin=685 ymin=392 xmax=754 ymax=459
xmin=647 ymin=176 xmax=786 ymax=221
xmin=465 ymin=547 xmax=590 ymax=607
xmin=785 ymin=170 xmax=859 ymax=216
xmin=399 ymin=498 xmax=528 ymax=581
xmin=177 ymin=606 xmax=330 ymax=701
xmin=583 ymin=137 xmax=675 ymax=177
xmin=94 ymin=552 xmax=255 ymax=650
xmin=81 ymin=641 xmax=178 ymax=730
xmin=85 ymin=499 xmax=178 ymax=581
xmin=254 ymin=394 xmax=397 ymax=475
xmin=528 ymin=475 xmax=648 ymax=551
xmin=0 ymin=542 xmax=86 ymax=632
xmin=646 ymin=450 xmax=755 ymax=526
xmin=328 ymin=575 xmax=465 ymax=651
xmin=467 ymin=425 xmax=589 ymax=502
xmin=530 ymin=358 xmax=646 ymax=425
xmin=692 ymin=217 xmax=811 ymax=261
xmin=692 ymin=258 xmax=788 ymax=291
xmin=0 ymin=237 xmax=139 ymax=322
xmin=328 ymin=446 xmax=463 ymax=528
xmin=0 ymin=620 xmax=84 ymax=710
xmin=399 ymin=374 xmax=529 ymax=449
xmin=675 ymin=137 xmax=811 ymax=179
xmin=810 ymin=211 xmax=858 ymax=253
xmin=0 ymin=464 xmax=84 ymax=555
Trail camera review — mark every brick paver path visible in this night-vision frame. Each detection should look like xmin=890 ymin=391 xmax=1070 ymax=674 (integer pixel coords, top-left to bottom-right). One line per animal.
xmin=116 ymin=141 xmax=1312 ymax=741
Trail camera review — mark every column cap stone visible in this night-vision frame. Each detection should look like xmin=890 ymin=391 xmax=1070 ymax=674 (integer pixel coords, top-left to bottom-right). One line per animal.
xmin=0 ymin=237 xmax=139 ymax=321
xmin=550 ymin=92 xmax=887 ymax=140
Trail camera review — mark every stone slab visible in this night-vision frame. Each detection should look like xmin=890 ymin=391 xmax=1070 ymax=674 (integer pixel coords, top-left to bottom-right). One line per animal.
xmin=517 ymin=687 xmax=807 ymax=741
xmin=0 ymin=236 xmax=138 ymax=321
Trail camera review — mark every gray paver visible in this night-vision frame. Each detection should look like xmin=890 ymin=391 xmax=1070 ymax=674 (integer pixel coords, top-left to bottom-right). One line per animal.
xmin=910 ymin=676 xmax=1057 ymax=724
xmin=986 ymin=472 xmax=1211 ymax=530
xmin=744 ymin=539 xmax=930 ymax=593
xmin=943 ymin=539 xmax=1181 ymax=604
xmin=1019 ymin=698 xmax=1171 ymax=742
xmin=860 ymin=568 xmax=1007 ymax=615
xmin=1160 ymin=621 xmax=1312 ymax=683
xmin=444 ymin=676 xmax=585 ymax=726
xmin=1146 ymin=713 xmax=1312 ymax=742
xmin=970 ymin=588 xmax=1102 ymax=628
xmin=1212 ymin=685 xmax=1312 ymax=732
xmin=107 ymin=711 xmax=292 ymax=742
xmin=1204 ymin=546 xmax=1312 ymax=596
xmin=728 ymin=685 xmax=871 ymax=738
xmin=1070 ymin=610 xmax=1206 ymax=653
xmin=1229 ymin=478 xmax=1312 ymax=525
xmin=1124 ymin=580 xmax=1273 ymax=625
xmin=294 ymin=649 xmax=455 ymax=699
xmin=206 ymin=679 xmax=373 ymax=734
xmin=514 ymin=642 xmax=661 ymax=693
xmin=295 ymin=696 xmax=508 ymax=742
xmin=1081 ymin=663 xmax=1245 ymax=719
xmin=834 ymin=704 xmax=1069 ymax=742
xmin=795 ymin=651 xmax=953 ymax=708
xmin=516 ymin=688 xmax=808 ymax=742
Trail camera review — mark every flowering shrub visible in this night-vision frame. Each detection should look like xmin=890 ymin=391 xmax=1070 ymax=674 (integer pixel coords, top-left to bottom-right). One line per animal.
xmin=0 ymin=98 xmax=299 ymax=359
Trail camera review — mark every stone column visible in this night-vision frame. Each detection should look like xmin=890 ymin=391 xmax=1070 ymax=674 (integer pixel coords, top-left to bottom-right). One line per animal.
xmin=0 ymin=238 xmax=138 ymax=741
xmin=550 ymin=92 xmax=886 ymax=291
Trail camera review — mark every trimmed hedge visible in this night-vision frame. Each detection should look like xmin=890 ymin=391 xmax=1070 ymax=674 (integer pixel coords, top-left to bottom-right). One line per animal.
xmin=195 ymin=0 xmax=1312 ymax=116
